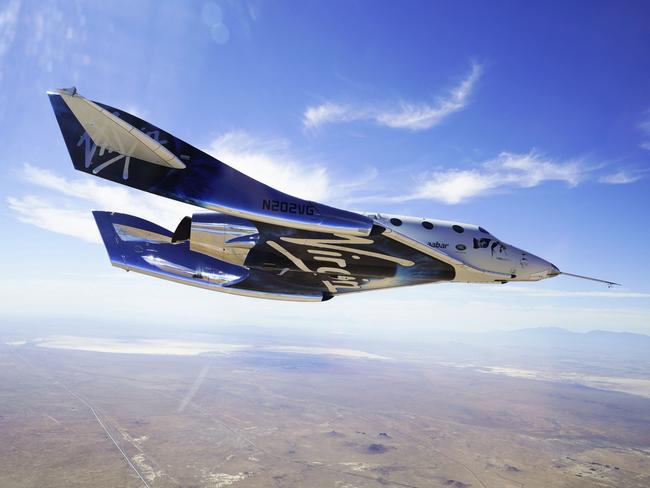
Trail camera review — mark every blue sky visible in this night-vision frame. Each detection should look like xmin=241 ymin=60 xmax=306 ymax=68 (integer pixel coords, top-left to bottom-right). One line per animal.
xmin=1 ymin=0 xmax=649 ymax=336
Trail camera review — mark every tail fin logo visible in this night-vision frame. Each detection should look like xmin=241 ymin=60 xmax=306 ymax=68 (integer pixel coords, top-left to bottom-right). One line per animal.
xmin=76 ymin=116 xmax=168 ymax=180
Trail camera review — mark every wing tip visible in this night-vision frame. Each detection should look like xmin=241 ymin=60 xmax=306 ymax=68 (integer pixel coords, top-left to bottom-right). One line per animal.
xmin=46 ymin=86 xmax=77 ymax=97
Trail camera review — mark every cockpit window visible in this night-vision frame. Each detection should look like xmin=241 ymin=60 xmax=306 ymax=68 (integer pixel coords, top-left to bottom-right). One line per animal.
xmin=479 ymin=226 xmax=489 ymax=234
xmin=421 ymin=221 xmax=433 ymax=230
xmin=452 ymin=225 xmax=464 ymax=233
xmin=390 ymin=218 xmax=402 ymax=226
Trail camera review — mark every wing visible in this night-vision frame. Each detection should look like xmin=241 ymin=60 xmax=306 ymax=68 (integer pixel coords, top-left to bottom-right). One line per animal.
xmin=93 ymin=211 xmax=327 ymax=301
xmin=93 ymin=211 xmax=456 ymax=300
xmin=48 ymin=88 xmax=373 ymax=236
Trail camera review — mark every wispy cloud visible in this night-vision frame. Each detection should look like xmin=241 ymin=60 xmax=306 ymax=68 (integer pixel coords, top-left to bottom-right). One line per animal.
xmin=0 ymin=0 xmax=20 ymax=81
xmin=403 ymin=152 xmax=644 ymax=204
xmin=639 ymin=115 xmax=650 ymax=151
xmin=207 ymin=130 xmax=332 ymax=201
xmin=8 ymin=130 xmax=348 ymax=242
xmin=303 ymin=103 xmax=356 ymax=130
xmin=23 ymin=2 xmax=86 ymax=74
xmin=7 ymin=194 xmax=100 ymax=243
xmin=490 ymin=286 xmax=650 ymax=299
xmin=8 ymin=164 xmax=196 ymax=243
xmin=599 ymin=170 xmax=645 ymax=185
xmin=0 ymin=0 xmax=19 ymax=54
xmin=352 ymin=150 xmax=589 ymax=205
xmin=303 ymin=62 xmax=482 ymax=131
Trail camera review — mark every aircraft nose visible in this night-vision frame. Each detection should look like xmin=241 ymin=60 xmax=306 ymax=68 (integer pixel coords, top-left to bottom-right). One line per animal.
xmin=525 ymin=253 xmax=560 ymax=280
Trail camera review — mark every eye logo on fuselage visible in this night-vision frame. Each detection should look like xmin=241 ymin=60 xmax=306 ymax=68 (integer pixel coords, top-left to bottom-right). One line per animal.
xmin=473 ymin=237 xmax=507 ymax=256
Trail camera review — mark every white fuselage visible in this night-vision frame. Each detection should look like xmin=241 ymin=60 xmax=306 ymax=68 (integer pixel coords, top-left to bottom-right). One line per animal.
xmin=370 ymin=213 xmax=559 ymax=284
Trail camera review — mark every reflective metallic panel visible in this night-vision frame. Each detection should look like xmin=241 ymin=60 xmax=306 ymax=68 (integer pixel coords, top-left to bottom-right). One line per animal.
xmin=189 ymin=213 xmax=260 ymax=266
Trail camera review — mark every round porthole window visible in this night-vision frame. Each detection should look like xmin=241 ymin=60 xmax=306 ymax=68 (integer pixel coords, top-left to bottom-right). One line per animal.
xmin=452 ymin=225 xmax=464 ymax=233
xmin=390 ymin=218 xmax=402 ymax=226
xmin=421 ymin=221 xmax=434 ymax=230
xmin=456 ymin=244 xmax=466 ymax=251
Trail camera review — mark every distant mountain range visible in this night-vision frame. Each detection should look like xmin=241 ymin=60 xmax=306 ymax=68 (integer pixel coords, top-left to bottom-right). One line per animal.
xmin=475 ymin=326 xmax=649 ymax=349
xmin=426 ymin=327 xmax=650 ymax=364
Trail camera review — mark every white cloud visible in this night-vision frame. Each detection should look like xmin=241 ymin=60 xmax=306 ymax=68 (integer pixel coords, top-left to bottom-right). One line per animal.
xmin=490 ymin=286 xmax=650 ymax=299
xmin=206 ymin=131 xmax=331 ymax=201
xmin=8 ymin=164 xmax=196 ymax=243
xmin=0 ymin=0 xmax=19 ymax=54
xmin=7 ymin=194 xmax=100 ymax=243
xmin=639 ymin=117 xmax=650 ymax=151
xmin=413 ymin=169 xmax=498 ymax=205
xmin=394 ymin=152 xmax=643 ymax=204
xmin=599 ymin=170 xmax=645 ymax=185
xmin=24 ymin=3 xmax=70 ymax=73
xmin=403 ymin=150 xmax=587 ymax=204
xmin=376 ymin=62 xmax=482 ymax=130
xmin=0 ymin=0 xmax=20 ymax=81
xmin=8 ymin=129 xmax=343 ymax=243
xmin=303 ymin=102 xmax=356 ymax=129
xmin=0 ymin=1 xmax=89 ymax=82
xmin=303 ymin=62 xmax=482 ymax=131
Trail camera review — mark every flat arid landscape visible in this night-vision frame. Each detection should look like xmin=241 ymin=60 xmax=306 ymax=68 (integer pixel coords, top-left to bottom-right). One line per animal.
xmin=1 ymin=324 xmax=650 ymax=488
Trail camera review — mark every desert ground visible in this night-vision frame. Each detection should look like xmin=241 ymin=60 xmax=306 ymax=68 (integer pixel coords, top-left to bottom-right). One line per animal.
xmin=1 ymin=330 xmax=649 ymax=488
